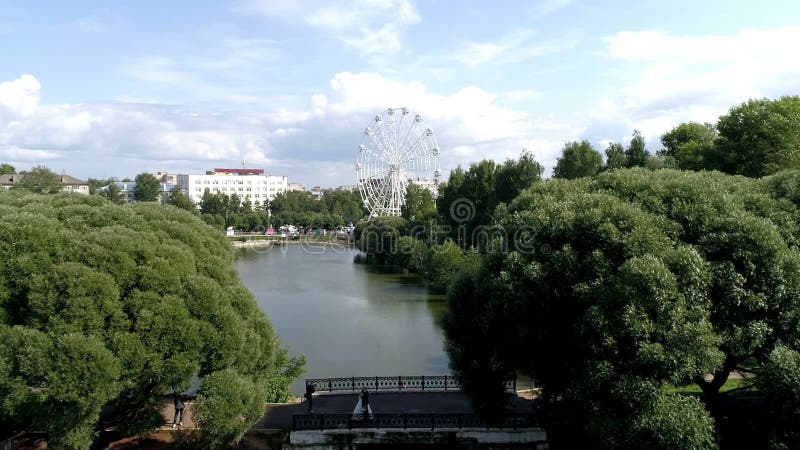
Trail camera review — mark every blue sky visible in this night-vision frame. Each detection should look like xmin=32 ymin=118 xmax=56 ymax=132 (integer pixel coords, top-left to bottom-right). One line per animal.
xmin=1 ymin=0 xmax=800 ymax=187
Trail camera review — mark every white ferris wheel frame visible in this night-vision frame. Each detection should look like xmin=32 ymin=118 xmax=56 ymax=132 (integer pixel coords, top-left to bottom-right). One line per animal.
xmin=356 ymin=107 xmax=441 ymax=217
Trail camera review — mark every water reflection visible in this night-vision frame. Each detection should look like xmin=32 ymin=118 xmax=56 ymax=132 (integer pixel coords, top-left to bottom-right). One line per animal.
xmin=234 ymin=244 xmax=449 ymax=395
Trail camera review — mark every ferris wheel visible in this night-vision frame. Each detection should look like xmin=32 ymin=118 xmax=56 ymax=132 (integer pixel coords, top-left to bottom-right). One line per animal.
xmin=356 ymin=107 xmax=441 ymax=217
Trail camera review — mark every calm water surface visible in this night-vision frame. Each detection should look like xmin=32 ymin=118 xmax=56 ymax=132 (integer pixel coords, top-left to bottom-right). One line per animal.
xmin=234 ymin=243 xmax=449 ymax=394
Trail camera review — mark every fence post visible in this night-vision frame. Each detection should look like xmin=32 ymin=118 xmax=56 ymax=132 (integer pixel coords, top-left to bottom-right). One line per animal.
xmin=399 ymin=375 xmax=402 ymax=390
xmin=375 ymin=376 xmax=379 ymax=391
xmin=403 ymin=414 xmax=408 ymax=429
xmin=352 ymin=377 xmax=355 ymax=392
xmin=328 ymin=379 xmax=332 ymax=392
xmin=421 ymin=375 xmax=425 ymax=391
xmin=444 ymin=375 xmax=448 ymax=391
xmin=348 ymin=416 xmax=352 ymax=431
xmin=431 ymin=414 xmax=435 ymax=431
xmin=292 ymin=415 xmax=296 ymax=431
xmin=320 ymin=414 xmax=325 ymax=431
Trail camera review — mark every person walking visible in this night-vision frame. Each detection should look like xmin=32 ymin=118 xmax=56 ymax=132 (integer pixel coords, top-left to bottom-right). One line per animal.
xmin=172 ymin=392 xmax=185 ymax=428
xmin=360 ymin=388 xmax=370 ymax=421
xmin=304 ymin=384 xmax=316 ymax=414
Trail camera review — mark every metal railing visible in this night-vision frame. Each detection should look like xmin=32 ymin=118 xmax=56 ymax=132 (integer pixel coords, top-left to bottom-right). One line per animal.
xmin=305 ymin=375 xmax=516 ymax=392
xmin=292 ymin=413 xmax=539 ymax=432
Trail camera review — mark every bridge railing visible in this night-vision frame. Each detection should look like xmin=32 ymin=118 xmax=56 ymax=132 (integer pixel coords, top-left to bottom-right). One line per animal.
xmin=292 ymin=413 xmax=539 ymax=431
xmin=305 ymin=375 xmax=516 ymax=392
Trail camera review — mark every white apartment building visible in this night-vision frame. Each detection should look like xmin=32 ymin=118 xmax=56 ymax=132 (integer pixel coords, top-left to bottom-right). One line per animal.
xmin=177 ymin=168 xmax=288 ymax=205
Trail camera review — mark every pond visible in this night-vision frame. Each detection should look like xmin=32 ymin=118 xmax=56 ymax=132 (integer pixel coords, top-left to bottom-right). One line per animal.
xmin=235 ymin=243 xmax=450 ymax=394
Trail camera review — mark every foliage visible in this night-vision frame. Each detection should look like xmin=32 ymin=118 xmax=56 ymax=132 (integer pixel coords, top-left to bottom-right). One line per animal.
xmin=445 ymin=168 xmax=800 ymax=446
xmin=0 ymin=191 xmax=301 ymax=448
xmin=16 ymin=165 xmax=62 ymax=194
xmin=714 ymin=96 xmax=800 ymax=177
xmin=426 ymin=240 xmax=480 ymax=293
xmin=494 ymin=151 xmax=543 ymax=204
xmin=0 ymin=163 xmax=16 ymax=175
xmin=191 ymin=369 xmax=268 ymax=450
xmin=625 ymin=130 xmax=650 ymax=167
xmin=553 ymin=140 xmax=603 ymax=179
xmin=629 ymin=393 xmax=717 ymax=450
xmin=756 ymin=346 xmax=800 ymax=448
xmin=166 ymin=186 xmax=196 ymax=211
xmin=401 ymin=183 xmax=436 ymax=223
xmin=437 ymin=153 xmax=543 ymax=246
xmin=356 ymin=216 xmax=407 ymax=263
xmin=100 ymin=182 xmax=125 ymax=204
xmin=659 ymin=122 xmax=717 ymax=171
xmin=133 ymin=172 xmax=161 ymax=202
xmin=605 ymin=142 xmax=627 ymax=170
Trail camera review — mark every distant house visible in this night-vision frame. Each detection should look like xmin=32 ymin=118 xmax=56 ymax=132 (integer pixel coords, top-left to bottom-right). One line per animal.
xmin=0 ymin=173 xmax=90 ymax=194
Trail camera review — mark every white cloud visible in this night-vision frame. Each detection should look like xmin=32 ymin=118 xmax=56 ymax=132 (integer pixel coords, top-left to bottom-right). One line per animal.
xmin=0 ymin=74 xmax=40 ymax=117
xmin=589 ymin=27 xmax=800 ymax=147
xmin=239 ymin=0 xmax=420 ymax=55
xmin=0 ymin=72 xmax=573 ymax=183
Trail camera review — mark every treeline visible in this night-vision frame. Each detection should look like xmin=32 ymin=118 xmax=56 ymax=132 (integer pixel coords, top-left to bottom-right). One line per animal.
xmin=197 ymin=189 xmax=367 ymax=231
xmin=359 ymin=95 xmax=800 ymax=448
xmin=552 ymin=95 xmax=800 ymax=179
xmin=355 ymin=152 xmax=543 ymax=291
xmin=87 ymin=172 xmax=370 ymax=232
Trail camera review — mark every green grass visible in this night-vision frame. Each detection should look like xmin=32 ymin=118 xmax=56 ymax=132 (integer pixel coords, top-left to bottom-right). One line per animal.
xmin=663 ymin=377 xmax=755 ymax=396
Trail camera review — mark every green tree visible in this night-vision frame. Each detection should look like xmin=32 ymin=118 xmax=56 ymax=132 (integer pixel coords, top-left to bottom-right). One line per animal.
xmin=100 ymin=182 xmax=125 ymax=204
xmin=494 ymin=151 xmax=543 ymax=204
xmin=270 ymin=191 xmax=317 ymax=216
xmin=133 ymin=172 xmax=161 ymax=202
xmin=401 ymin=183 xmax=436 ymax=222
xmin=605 ymin=142 xmax=627 ymax=170
xmin=166 ymin=186 xmax=195 ymax=211
xmin=16 ymin=165 xmax=62 ymax=194
xmin=0 ymin=192 xmax=303 ymax=449
xmin=553 ymin=140 xmax=603 ymax=179
xmin=659 ymin=122 xmax=717 ymax=171
xmin=0 ymin=163 xmax=16 ymax=175
xmin=625 ymin=130 xmax=650 ymax=167
xmin=446 ymin=168 xmax=800 ymax=447
xmin=756 ymin=346 xmax=800 ymax=448
xmin=713 ymin=96 xmax=800 ymax=177
xmin=437 ymin=161 xmax=498 ymax=246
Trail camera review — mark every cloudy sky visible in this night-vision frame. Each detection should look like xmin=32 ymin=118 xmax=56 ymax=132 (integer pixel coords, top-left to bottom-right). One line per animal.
xmin=1 ymin=0 xmax=799 ymax=187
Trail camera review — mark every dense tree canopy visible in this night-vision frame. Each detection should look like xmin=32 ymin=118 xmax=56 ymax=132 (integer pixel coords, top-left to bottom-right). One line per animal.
xmin=659 ymin=122 xmax=717 ymax=171
xmin=553 ymin=140 xmax=603 ymax=179
xmin=99 ymin=182 xmax=125 ymax=204
xmin=437 ymin=153 xmax=543 ymax=246
xmin=0 ymin=163 xmax=15 ymax=175
xmin=445 ymin=168 xmax=800 ymax=448
xmin=0 ymin=192 xmax=302 ymax=449
xmin=133 ymin=172 xmax=161 ymax=202
xmin=714 ymin=96 xmax=800 ymax=177
xmin=16 ymin=165 xmax=62 ymax=194
xmin=401 ymin=183 xmax=436 ymax=223
xmin=604 ymin=143 xmax=626 ymax=170
xmin=166 ymin=186 xmax=195 ymax=211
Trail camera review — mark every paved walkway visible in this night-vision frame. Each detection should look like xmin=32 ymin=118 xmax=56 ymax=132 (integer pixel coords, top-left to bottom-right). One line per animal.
xmin=252 ymin=391 xmax=535 ymax=430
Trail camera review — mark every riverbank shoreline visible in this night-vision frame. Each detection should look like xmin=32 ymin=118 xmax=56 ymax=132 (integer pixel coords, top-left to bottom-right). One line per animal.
xmin=231 ymin=239 xmax=354 ymax=249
